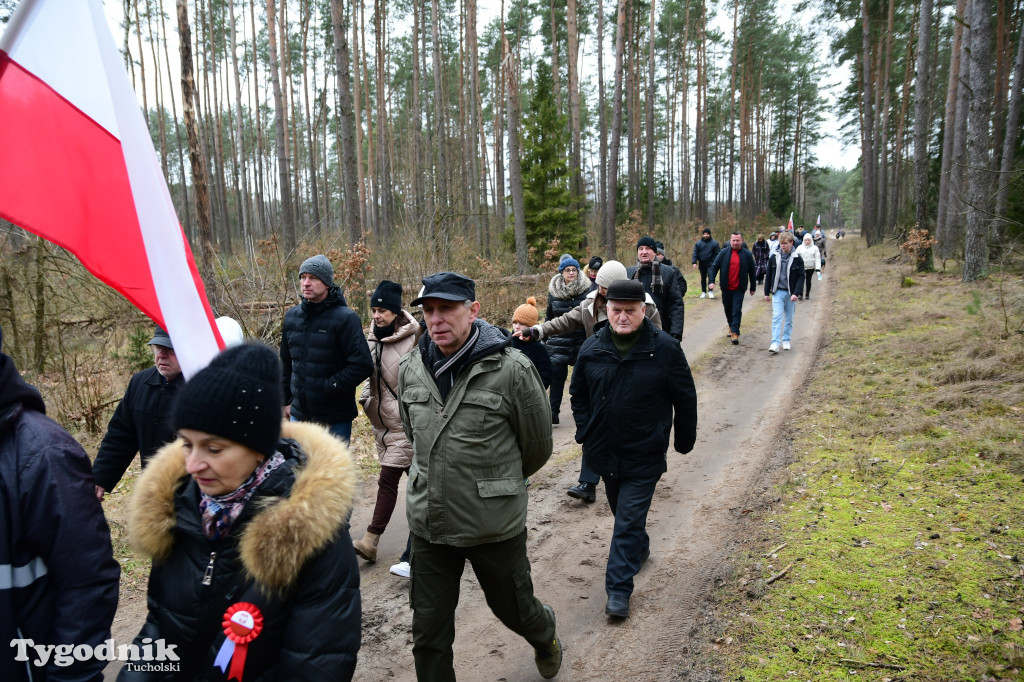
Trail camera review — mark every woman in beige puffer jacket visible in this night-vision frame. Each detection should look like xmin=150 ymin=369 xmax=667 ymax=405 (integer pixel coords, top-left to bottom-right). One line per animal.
xmin=354 ymin=281 xmax=422 ymax=569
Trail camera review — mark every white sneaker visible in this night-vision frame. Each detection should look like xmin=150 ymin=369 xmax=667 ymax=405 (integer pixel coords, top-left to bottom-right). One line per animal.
xmin=768 ymin=343 xmax=779 ymax=353
xmin=389 ymin=561 xmax=411 ymax=578
xmin=782 ymin=341 xmax=791 ymax=351
xmin=708 ymin=291 xmax=715 ymax=299
xmin=699 ymin=292 xmax=707 ymax=299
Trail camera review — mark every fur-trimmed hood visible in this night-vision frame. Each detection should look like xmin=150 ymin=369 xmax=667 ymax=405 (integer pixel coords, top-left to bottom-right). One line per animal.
xmin=127 ymin=420 xmax=355 ymax=591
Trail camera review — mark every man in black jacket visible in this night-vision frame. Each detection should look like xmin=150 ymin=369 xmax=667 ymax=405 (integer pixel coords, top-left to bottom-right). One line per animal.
xmin=570 ymin=280 xmax=698 ymax=620
xmin=281 ymin=255 xmax=372 ymax=443
xmin=708 ymin=232 xmax=758 ymax=345
xmin=691 ymin=227 xmax=721 ymax=298
xmin=1 ymin=325 xmax=120 ymax=682
xmin=93 ymin=327 xmax=183 ymax=498
xmin=627 ymin=236 xmax=686 ymax=341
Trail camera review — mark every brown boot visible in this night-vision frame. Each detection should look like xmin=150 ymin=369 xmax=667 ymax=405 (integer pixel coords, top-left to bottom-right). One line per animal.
xmin=353 ymin=532 xmax=380 ymax=562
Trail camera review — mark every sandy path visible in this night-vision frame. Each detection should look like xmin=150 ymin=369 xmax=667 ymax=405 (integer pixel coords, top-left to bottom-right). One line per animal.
xmin=105 ymin=266 xmax=834 ymax=681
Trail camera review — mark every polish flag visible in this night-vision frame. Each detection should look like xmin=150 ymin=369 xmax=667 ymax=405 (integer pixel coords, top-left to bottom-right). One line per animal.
xmin=787 ymin=212 xmax=794 ymax=232
xmin=0 ymin=0 xmax=222 ymax=378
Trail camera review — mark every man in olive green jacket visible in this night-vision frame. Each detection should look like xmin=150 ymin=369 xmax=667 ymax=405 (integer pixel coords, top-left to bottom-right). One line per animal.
xmin=399 ymin=271 xmax=561 ymax=681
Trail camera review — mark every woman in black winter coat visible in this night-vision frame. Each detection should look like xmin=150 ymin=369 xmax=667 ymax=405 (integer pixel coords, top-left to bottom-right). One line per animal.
xmin=121 ymin=343 xmax=360 ymax=681
xmin=545 ymin=256 xmax=591 ymax=424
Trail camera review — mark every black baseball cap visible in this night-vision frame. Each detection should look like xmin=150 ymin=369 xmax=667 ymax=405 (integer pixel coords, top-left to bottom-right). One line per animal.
xmin=410 ymin=271 xmax=476 ymax=306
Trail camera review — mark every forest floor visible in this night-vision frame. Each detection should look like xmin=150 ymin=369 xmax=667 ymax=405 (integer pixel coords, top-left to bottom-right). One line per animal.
xmin=103 ymin=244 xmax=835 ymax=680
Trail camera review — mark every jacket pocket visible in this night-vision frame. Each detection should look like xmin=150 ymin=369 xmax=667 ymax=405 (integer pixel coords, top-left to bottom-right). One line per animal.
xmin=476 ymin=477 xmax=523 ymax=498
xmin=401 ymin=386 xmax=433 ymax=431
xmin=452 ymin=389 xmax=505 ymax=437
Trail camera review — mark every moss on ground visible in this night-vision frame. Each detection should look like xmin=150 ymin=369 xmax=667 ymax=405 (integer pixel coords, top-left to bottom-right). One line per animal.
xmin=712 ymin=238 xmax=1024 ymax=682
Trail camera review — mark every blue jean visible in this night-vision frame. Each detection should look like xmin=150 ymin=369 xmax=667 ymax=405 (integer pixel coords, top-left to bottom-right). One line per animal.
xmin=290 ymin=415 xmax=352 ymax=444
xmin=602 ymin=472 xmax=661 ymax=597
xmin=771 ymin=289 xmax=797 ymax=346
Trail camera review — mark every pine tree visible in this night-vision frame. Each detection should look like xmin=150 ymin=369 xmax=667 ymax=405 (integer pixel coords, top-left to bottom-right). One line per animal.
xmin=512 ymin=61 xmax=583 ymax=264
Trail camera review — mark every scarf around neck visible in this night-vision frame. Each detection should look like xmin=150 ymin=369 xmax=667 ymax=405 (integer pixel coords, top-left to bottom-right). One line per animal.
xmin=199 ymin=450 xmax=286 ymax=539
xmin=631 ymin=259 xmax=664 ymax=295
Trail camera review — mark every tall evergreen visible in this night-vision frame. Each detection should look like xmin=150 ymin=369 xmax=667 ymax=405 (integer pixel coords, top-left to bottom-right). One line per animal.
xmin=514 ymin=61 xmax=583 ymax=264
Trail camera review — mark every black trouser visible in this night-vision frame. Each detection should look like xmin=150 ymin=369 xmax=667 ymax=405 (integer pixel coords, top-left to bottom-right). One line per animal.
xmin=698 ymin=261 xmax=711 ymax=292
xmin=550 ymin=360 xmax=570 ymax=416
xmin=410 ymin=531 xmax=554 ymax=682
xmin=720 ymin=288 xmax=745 ymax=334
xmin=804 ymin=269 xmax=814 ymax=298
xmin=602 ymin=471 xmax=661 ymax=597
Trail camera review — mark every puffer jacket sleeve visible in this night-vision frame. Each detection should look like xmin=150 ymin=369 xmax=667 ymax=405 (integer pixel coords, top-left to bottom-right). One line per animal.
xmin=317 ymin=313 xmax=373 ymax=400
xmin=280 ymin=324 xmax=294 ymax=407
xmin=510 ymin=354 xmax=554 ymax=478
xmin=274 ymin=529 xmax=361 ymax=681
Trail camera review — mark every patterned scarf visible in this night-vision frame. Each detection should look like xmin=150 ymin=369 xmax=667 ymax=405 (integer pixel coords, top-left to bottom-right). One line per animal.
xmin=199 ymin=451 xmax=286 ymax=539
xmin=632 ymin=259 xmax=664 ymax=295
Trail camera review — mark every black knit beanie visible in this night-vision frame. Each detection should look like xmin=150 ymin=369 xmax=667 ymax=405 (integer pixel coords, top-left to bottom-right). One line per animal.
xmin=174 ymin=342 xmax=283 ymax=458
xmin=369 ymin=280 xmax=403 ymax=315
xmin=637 ymin=236 xmax=658 ymax=251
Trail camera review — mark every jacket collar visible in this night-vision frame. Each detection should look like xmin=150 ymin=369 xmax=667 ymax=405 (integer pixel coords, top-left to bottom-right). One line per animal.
xmin=127 ymin=420 xmax=355 ymax=592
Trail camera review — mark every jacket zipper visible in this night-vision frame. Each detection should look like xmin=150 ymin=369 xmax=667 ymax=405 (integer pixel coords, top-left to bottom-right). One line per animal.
xmin=202 ymin=552 xmax=217 ymax=586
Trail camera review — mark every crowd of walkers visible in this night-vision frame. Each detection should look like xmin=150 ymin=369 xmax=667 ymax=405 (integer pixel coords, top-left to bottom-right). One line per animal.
xmin=1 ymin=222 xmax=828 ymax=681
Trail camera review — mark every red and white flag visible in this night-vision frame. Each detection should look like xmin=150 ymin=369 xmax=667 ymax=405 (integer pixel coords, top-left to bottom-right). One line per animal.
xmin=0 ymin=0 xmax=222 ymax=378
xmin=787 ymin=212 xmax=794 ymax=232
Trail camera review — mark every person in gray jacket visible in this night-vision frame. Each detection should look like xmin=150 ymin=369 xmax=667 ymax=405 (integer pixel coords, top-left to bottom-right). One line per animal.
xmin=398 ymin=272 xmax=562 ymax=681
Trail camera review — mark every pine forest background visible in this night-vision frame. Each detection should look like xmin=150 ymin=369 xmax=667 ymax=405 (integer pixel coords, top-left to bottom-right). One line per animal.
xmin=0 ymin=0 xmax=1022 ymax=380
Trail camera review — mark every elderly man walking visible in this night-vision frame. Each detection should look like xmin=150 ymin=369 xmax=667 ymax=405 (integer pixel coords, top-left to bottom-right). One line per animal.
xmin=708 ymin=232 xmax=757 ymax=344
xmin=570 ymin=279 xmax=697 ymax=619
xmin=398 ymin=272 xmax=562 ymax=680
xmin=93 ymin=326 xmax=183 ymax=498
xmin=280 ymin=254 xmax=372 ymax=442
xmin=627 ymin=236 xmax=686 ymax=340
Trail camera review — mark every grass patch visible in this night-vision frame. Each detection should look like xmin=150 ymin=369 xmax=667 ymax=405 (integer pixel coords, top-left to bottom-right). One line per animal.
xmin=712 ymin=239 xmax=1024 ymax=682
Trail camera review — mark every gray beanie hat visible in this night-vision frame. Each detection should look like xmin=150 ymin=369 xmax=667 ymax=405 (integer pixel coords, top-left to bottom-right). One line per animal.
xmin=595 ymin=260 xmax=628 ymax=288
xmin=299 ymin=255 xmax=334 ymax=287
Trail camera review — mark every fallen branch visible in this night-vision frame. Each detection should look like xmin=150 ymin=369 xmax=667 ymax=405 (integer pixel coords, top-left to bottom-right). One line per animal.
xmin=839 ymin=658 xmax=907 ymax=671
xmin=763 ymin=542 xmax=788 ymax=557
xmin=765 ymin=563 xmax=793 ymax=585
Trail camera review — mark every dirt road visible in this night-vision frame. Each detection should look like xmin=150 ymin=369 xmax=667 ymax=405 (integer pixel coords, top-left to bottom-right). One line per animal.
xmin=106 ymin=268 xmax=833 ymax=681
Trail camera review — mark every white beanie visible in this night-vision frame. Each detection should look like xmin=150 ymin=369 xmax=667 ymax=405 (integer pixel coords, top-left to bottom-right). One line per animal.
xmin=595 ymin=260 xmax=628 ymax=288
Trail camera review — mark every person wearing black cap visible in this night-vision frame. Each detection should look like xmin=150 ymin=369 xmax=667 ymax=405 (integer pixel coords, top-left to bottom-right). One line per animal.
xmin=353 ymin=280 xmax=422 ymax=573
xmin=627 ymin=236 xmax=686 ymax=341
xmin=691 ymin=227 xmax=721 ymax=298
xmin=708 ymin=232 xmax=758 ymax=344
xmin=93 ymin=326 xmax=185 ymax=498
xmin=124 ymin=342 xmax=361 ymax=680
xmin=399 ymin=271 xmax=562 ymax=680
xmin=654 ymin=241 xmax=674 ymax=266
xmin=585 ymin=256 xmax=603 ymax=292
xmin=280 ymin=254 xmax=372 ymax=443
xmin=570 ymin=280 xmax=698 ymax=620
xmin=1 ymin=325 xmax=120 ymax=682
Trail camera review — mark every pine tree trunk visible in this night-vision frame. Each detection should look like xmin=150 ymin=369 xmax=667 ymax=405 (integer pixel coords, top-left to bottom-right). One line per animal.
xmin=567 ymin=0 xmax=585 ymax=237
xmin=606 ymin=0 xmax=628 ymax=259
xmin=376 ymin=0 xmax=392 ymax=241
xmin=913 ymin=0 xmax=934 ymax=270
xmin=597 ymin=0 xmax=608 ymax=244
xmin=963 ymin=0 xmax=993 ymax=281
xmin=943 ymin=0 xmax=973 ymax=260
xmin=176 ymin=0 xmax=217 ymax=309
xmin=432 ymin=0 xmax=448 ymax=245
xmin=861 ymin=0 xmax=877 ymax=245
xmin=646 ymin=0 xmax=656 ymax=233
xmin=994 ymin=7 xmax=1024 ymax=237
xmin=330 ymin=0 xmax=362 ymax=246
xmin=228 ymin=0 xmax=251 ymax=255
xmin=728 ymin=0 xmax=738 ymax=212
xmin=301 ymin=0 xmax=322 ymax=238
xmin=503 ymin=36 xmax=528 ymax=275
xmin=265 ymin=0 xmax=295 ymax=251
